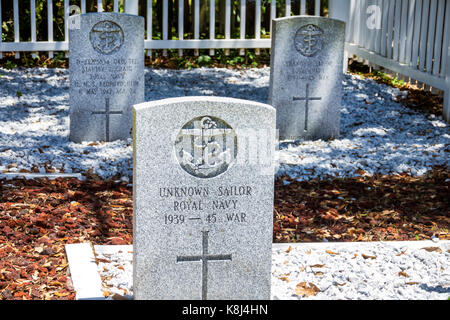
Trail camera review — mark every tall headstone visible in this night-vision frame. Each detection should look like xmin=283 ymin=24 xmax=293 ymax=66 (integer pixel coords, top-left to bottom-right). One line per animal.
xmin=133 ymin=96 xmax=276 ymax=300
xmin=269 ymin=16 xmax=345 ymax=141
xmin=69 ymin=12 xmax=144 ymax=142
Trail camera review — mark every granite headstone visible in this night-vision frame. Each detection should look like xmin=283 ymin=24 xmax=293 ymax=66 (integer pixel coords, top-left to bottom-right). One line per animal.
xmin=269 ymin=16 xmax=345 ymax=141
xmin=133 ymin=96 xmax=276 ymax=300
xmin=69 ymin=12 xmax=144 ymax=142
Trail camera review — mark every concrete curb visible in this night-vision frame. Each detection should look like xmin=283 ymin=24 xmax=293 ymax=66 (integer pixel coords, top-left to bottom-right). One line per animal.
xmin=0 ymin=173 xmax=85 ymax=180
xmin=65 ymin=243 xmax=105 ymax=300
xmin=272 ymin=239 xmax=449 ymax=250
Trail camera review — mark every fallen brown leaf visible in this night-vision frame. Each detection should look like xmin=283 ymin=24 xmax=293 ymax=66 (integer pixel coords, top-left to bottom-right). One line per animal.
xmin=53 ymin=291 xmax=71 ymax=297
xmin=111 ymin=293 xmax=130 ymax=300
xmin=295 ymin=282 xmax=321 ymax=297
xmin=421 ymin=247 xmax=443 ymax=253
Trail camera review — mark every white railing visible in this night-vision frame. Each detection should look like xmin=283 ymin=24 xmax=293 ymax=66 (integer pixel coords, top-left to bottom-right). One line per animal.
xmin=0 ymin=0 xmax=324 ymax=58
xmin=330 ymin=0 xmax=450 ymax=121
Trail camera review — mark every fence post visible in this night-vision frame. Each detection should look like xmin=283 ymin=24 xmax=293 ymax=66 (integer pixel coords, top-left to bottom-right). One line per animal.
xmin=125 ymin=0 xmax=139 ymax=15
xmin=444 ymin=45 xmax=450 ymax=123
xmin=329 ymin=0 xmax=350 ymax=73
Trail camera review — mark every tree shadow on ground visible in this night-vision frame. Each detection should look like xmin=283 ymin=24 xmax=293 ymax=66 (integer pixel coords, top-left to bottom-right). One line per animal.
xmin=419 ymin=284 xmax=450 ymax=294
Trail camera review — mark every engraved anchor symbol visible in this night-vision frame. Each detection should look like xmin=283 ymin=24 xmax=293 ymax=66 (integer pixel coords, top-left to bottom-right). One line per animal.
xmin=302 ymin=27 xmax=321 ymax=54
xmin=90 ymin=20 xmax=124 ymax=55
xmin=296 ymin=24 xmax=323 ymax=57
xmin=181 ymin=117 xmax=231 ymax=173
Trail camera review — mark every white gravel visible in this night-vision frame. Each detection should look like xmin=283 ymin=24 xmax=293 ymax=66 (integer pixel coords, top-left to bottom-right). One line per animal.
xmin=271 ymin=241 xmax=449 ymax=300
xmin=93 ymin=241 xmax=450 ymax=300
xmin=1 ymin=67 xmax=448 ymax=180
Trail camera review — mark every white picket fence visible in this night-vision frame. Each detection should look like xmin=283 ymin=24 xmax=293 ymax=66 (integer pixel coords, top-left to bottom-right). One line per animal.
xmin=0 ymin=0 xmax=449 ymax=122
xmin=0 ymin=0 xmax=323 ymax=56
xmin=329 ymin=0 xmax=450 ymax=122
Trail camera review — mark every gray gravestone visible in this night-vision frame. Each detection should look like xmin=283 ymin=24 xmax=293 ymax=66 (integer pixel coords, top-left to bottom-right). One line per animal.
xmin=133 ymin=96 xmax=276 ymax=300
xmin=69 ymin=12 xmax=144 ymax=142
xmin=269 ymin=16 xmax=345 ymax=141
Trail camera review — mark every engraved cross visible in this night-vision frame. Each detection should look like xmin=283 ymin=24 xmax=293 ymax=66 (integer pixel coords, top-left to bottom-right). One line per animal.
xmin=91 ymin=97 xmax=123 ymax=142
xmin=176 ymin=230 xmax=232 ymax=300
xmin=293 ymin=83 xmax=322 ymax=131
